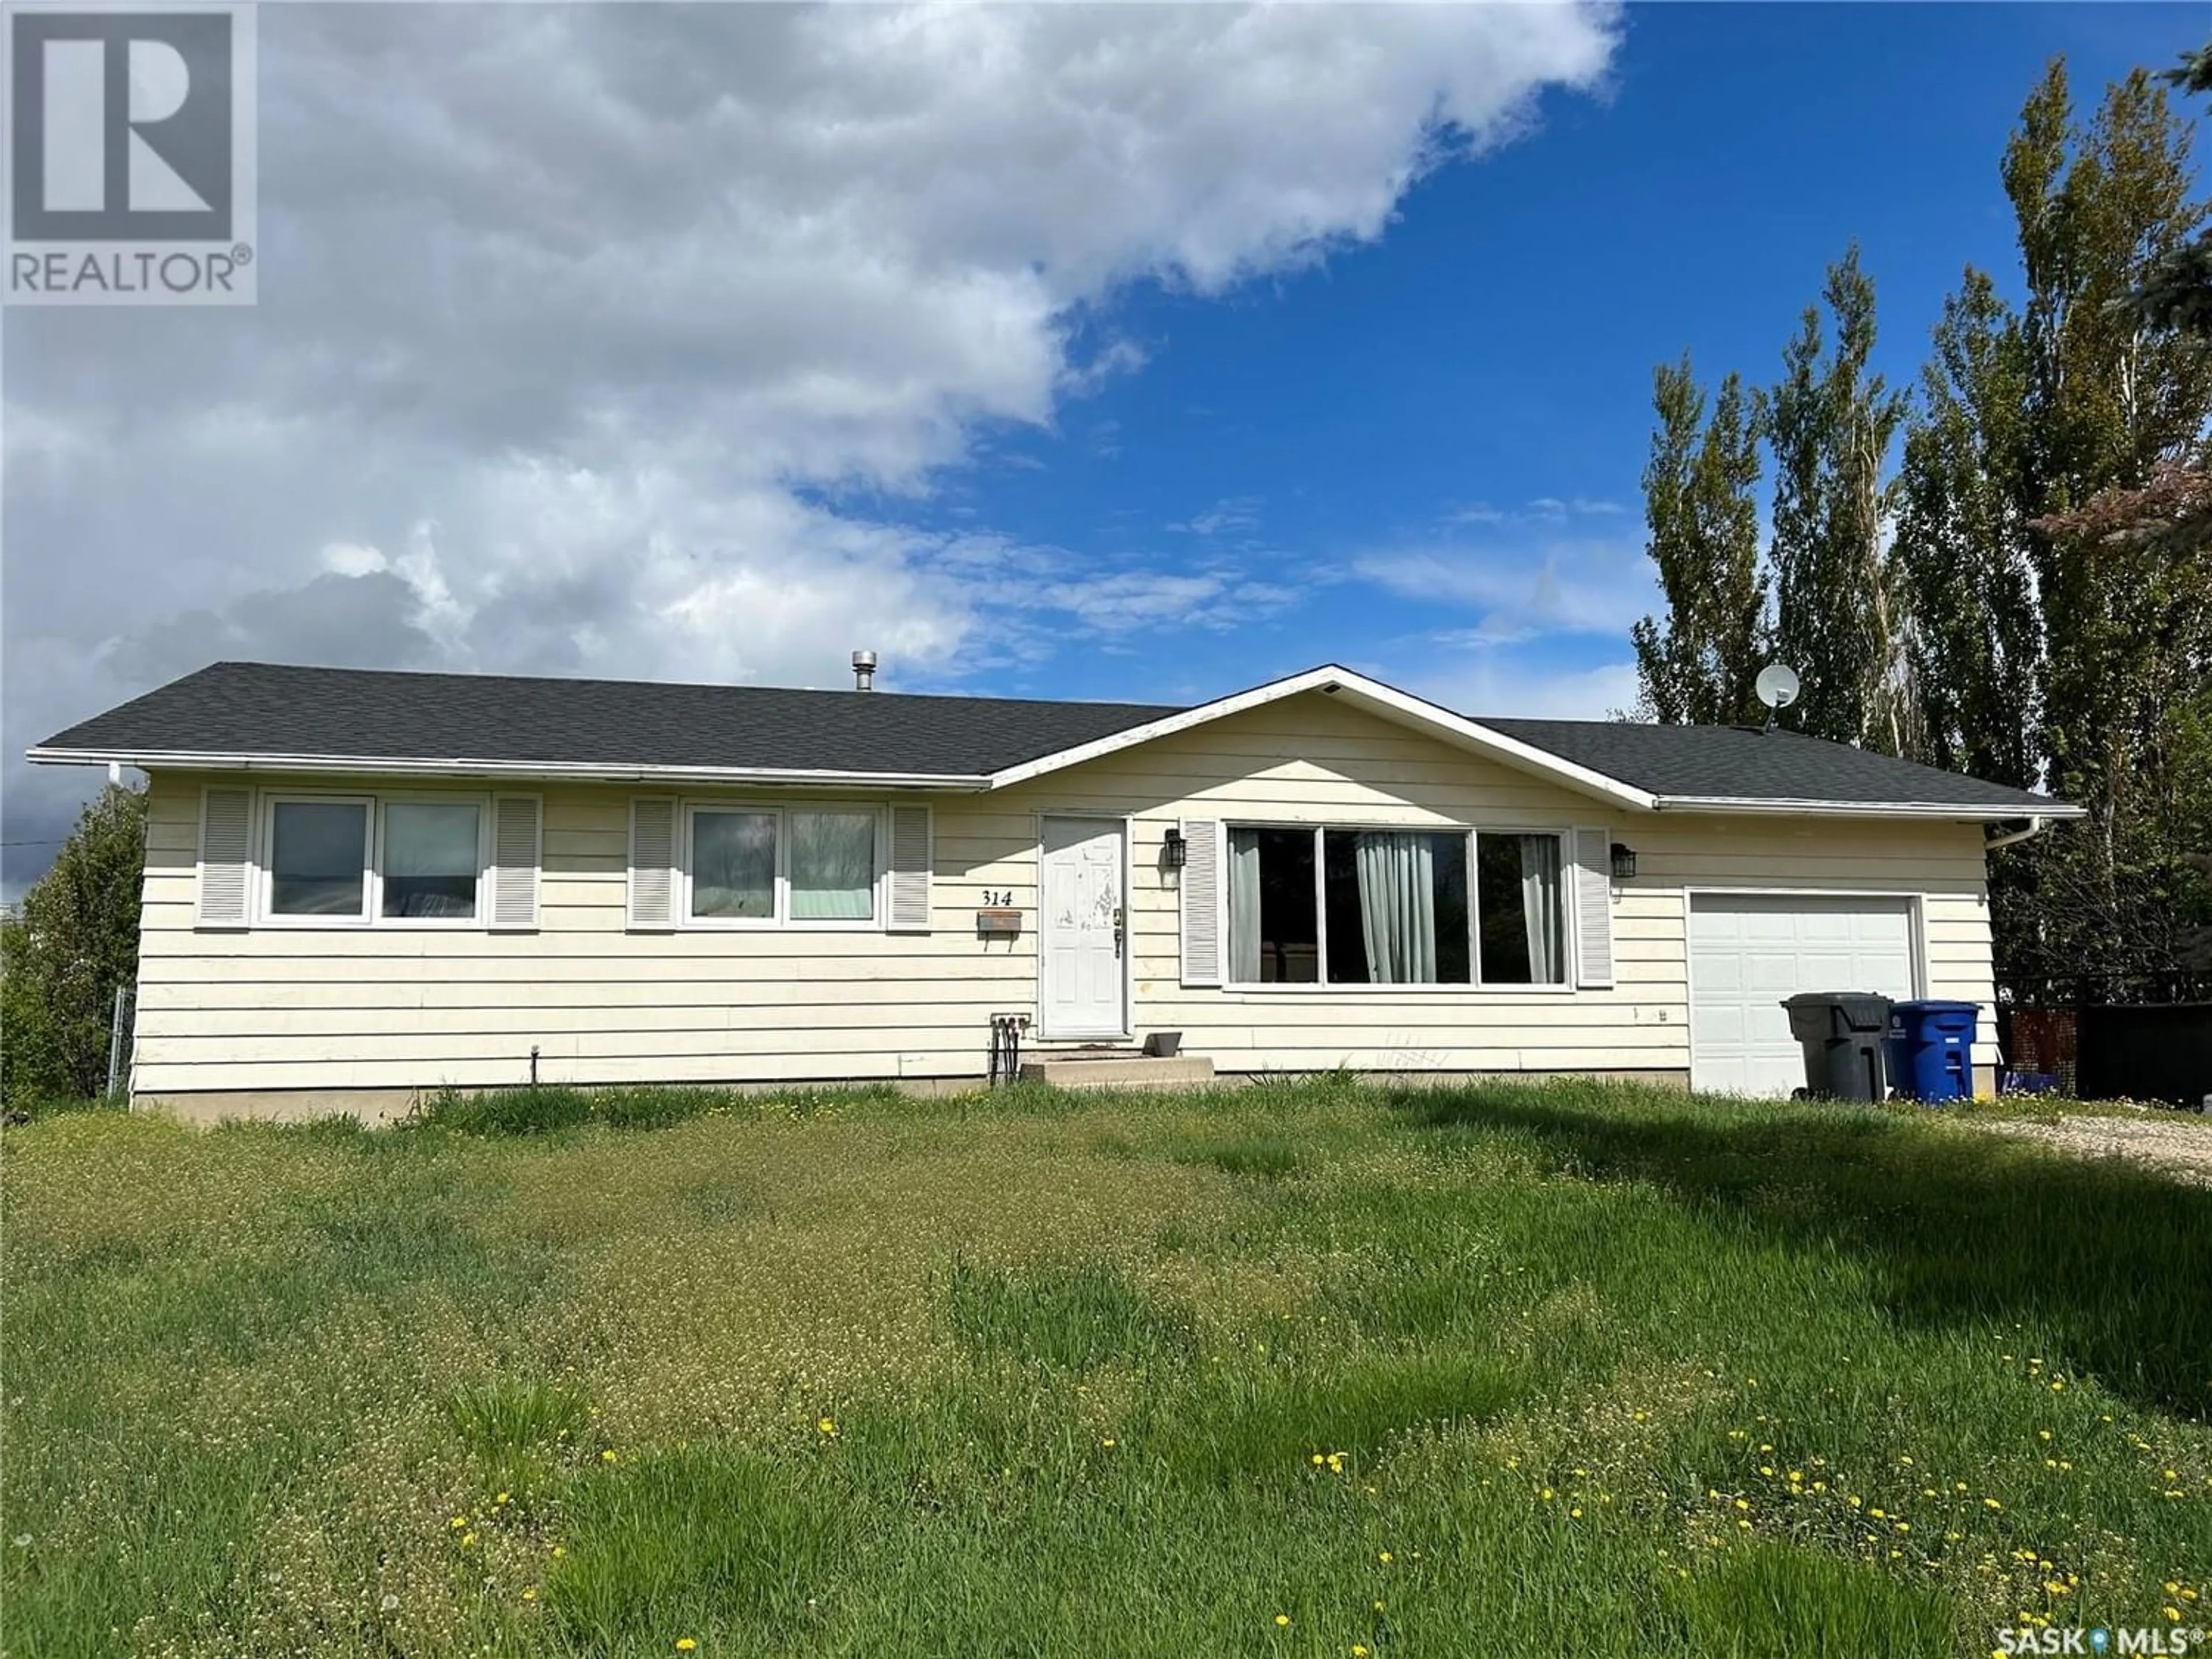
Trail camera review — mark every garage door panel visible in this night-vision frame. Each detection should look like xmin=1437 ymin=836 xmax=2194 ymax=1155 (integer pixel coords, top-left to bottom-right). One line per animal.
xmin=1690 ymin=895 xmax=1917 ymax=1097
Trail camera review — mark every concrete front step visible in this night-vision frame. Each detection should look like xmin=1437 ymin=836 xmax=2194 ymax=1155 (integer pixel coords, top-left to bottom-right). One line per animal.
xmin=1018 ymin=1053 xmax=1216 ymax=1091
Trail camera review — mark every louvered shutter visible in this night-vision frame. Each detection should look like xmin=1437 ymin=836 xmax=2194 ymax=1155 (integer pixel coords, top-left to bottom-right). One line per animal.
xmin=1179 ymin=817 xmax=1222 ymax=987
xmin=196 ymin=786 xmax=253 ymax=927
xmin=887 ymin=805 xmax=932 ymax=933
xmin=628 ymin=797 xmax=677 ymax=929
xmin=1572 ymin=825 xmax=1615 ymax=989
xmin=488 ymin=794 xmax=541 ymax=930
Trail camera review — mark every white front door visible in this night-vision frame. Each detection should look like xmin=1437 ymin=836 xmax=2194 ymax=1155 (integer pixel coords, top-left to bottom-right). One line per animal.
xmin=1040 ymin=816 xmax=1126 ymax=1038
xmin=1688 ymin=893 xmax=1918 ymax=1096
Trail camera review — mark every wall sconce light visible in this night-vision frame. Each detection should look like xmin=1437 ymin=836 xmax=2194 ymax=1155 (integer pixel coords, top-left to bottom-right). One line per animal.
xmin=1162 ymin=827 xmax=1188 ymax=870
xmin=1609 ymin=843 xmax=1638 ymax=881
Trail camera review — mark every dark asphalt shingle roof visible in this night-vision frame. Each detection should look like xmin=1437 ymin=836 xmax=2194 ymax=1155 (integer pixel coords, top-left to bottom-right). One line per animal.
xmin=1482 ymin=717 xmax=2062 ymax=812
xmin=34 ymin=662 xmax=1177 ymax=777
xmin=33 ymin=661 xmax=2069 ymax=813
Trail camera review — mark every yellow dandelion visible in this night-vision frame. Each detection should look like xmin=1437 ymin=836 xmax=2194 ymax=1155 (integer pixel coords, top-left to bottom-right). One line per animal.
xmin=2166 ymin=1608 xmax=2184 ymax=1623
xmin=818 ymin=1418 xmax=838 ymax=1437
xmin=1275 ymin=1613 xmax=1291 ymax=1627
xmin=1540 ymin=1488 xmax=1554 ymax=1502
xmin=1984 ymin=1497 xmax=2003 ymax=1510
xmin=522 ymin=1588 xmax=538 ymax=1602
xmin=676 ymin=1642 xmax=698 ymax=1653
xmin=601 ymin=1450 xmax=618 ymax=1463
xmin=495 ymin=1492 xmax=511 ymax=1506
xmin=1379 ymin=1550 xmax=1393 ymax=1563
xmin=1570 ymin=1506 xmax=1584 ymax=1518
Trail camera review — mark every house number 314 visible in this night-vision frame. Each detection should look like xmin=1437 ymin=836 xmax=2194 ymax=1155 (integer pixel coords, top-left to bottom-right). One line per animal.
xmin=980 ymin=889 xmax=1014 ymax=907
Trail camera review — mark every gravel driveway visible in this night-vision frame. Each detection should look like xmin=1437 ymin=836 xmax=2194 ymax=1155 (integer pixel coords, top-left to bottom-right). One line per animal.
xmin=1973 ymin=1109 xmax=2212 ymax=1187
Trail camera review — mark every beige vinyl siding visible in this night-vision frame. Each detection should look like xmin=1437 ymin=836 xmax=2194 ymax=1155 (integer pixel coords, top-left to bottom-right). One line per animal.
xmin=128 ymin=691 xmax=1997 ymax=1099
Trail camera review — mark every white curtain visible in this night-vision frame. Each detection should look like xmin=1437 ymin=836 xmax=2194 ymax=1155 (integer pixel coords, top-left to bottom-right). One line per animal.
xmin=790 ymin=812 xmax=876 ymax=920
xmin=1228 ymin=829 xmax=1262 ymax=983
xmin=1520 ymin=835 xmax=1565 ymax=983
xmin=1355 ymin=832 xmax=1438 ymax=983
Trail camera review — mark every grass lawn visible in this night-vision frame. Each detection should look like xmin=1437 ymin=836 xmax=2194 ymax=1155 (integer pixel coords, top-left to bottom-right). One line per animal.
xmin=4 ymin=1078 xmax=2209 ymax=1657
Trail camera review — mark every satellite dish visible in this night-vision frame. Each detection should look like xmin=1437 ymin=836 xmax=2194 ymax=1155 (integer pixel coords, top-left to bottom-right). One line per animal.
xmin=1755 ymin=663 xmax=1801 ymax=731
xmin=1755 ymin=663 xmax=1801 ymax=711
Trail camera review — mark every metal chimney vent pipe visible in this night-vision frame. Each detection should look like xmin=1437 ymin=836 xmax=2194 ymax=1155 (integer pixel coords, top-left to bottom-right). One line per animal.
xmin=851 ymin=649 xmax=877 ymax=692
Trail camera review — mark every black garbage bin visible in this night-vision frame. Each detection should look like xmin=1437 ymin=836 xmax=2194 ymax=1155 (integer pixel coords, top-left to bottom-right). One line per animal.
xmin=1780 ymin=992 xmax=1894 ymax=1101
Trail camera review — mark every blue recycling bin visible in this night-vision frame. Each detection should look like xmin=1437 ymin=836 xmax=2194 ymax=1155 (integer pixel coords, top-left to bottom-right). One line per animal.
xmin=1884 ymin=999 xmax=1978 ymax=1103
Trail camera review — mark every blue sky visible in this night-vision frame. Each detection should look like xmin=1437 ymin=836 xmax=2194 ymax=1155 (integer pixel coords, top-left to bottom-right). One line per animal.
xmin=878 ymin=3 xmax=2202 ymax=717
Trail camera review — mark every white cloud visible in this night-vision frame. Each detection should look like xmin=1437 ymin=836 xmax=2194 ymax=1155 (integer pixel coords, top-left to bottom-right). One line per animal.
xmin=2 ymin=2 xmax=1622 ymax=889
xmin=1399 ymin=651 xmax=1642 ymax=721
xmin=1355 ymin=537 xmax=1656 ymax=645
xmin=1170 ymin=496 xmax=1264 ymax=537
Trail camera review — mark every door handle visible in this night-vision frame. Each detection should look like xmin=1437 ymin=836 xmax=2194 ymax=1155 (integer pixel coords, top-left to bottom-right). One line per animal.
xmin=1113 ymin=906 xmax=1126 ymax=957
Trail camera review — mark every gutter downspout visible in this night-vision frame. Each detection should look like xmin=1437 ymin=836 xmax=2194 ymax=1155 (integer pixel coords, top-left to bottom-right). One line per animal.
xmin=1984 ymin=815 xmax=2048 ymax=851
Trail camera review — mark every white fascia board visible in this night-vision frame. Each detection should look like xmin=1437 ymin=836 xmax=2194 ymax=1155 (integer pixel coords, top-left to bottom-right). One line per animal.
xmin=1652 ymin=794 xmax=2088 ymax=822
xmin=983 ymin=664 xmax=1662 ymax=812
xmin=22 ymin=746 xmax=991 ymax=791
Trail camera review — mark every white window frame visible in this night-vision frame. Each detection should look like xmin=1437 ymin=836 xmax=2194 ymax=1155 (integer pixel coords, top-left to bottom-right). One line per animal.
xmin=257 ymin=791 xmax=375 ymax=928
xmin=678 ymin=800 xmax=887 ymax=932
xmin=253 ymin=789 xmax=497 ymax=930
xmin=374 ymin=792 xmax=493 ymax=930
xmin=1221 ymin=821 xmax=1577 ymax=993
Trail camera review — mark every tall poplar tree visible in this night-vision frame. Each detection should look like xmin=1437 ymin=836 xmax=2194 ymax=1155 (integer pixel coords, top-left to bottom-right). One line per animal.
xmin=1891 ymin=270 xmax=2039 ymax=790
xmin=1630 ymin=358 xmax=1767 ymax=726
xmin=1762 ymin=245 xmax=1908 ymax=751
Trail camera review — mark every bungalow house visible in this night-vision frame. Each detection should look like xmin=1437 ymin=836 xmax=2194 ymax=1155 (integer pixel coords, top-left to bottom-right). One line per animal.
xmin=28 ymin=659 xmax=2080 ymax=1120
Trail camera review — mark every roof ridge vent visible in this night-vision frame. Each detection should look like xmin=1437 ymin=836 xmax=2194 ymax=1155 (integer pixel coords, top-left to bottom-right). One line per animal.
xmin=851 ymin=649 xmax=877 ymax=692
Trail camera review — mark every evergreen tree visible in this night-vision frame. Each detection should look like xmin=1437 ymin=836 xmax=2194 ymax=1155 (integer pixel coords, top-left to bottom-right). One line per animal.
xmin=1997 ymin=59 xmax=2212 ymax=989
xmin=1630 ymin=358 xmax=1767 ymax=725
xmin=2131 ymin=41 xmax=2212 ymax=337
xmin=0 ymin=782 xmax=147 ymax=1106
xmin=1762 ymin=245 xmax=1908 ymax=751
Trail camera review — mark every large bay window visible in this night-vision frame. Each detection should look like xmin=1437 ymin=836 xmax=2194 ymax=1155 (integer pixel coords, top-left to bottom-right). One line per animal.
xmin=1225 ymin=824 xmax=1567 ymax=987
xmin=683 ymin=804 xmax=881 ymax=927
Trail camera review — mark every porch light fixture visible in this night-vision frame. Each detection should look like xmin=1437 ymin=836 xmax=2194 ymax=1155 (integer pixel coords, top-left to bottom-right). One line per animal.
xmin=1162 ymin=827 xmax=1188 ymax=870
xmin=1610 ymin=843 xmax=1638 ymax=881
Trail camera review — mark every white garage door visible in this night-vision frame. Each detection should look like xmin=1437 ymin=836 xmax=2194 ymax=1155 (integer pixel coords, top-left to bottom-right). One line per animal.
xmin=1689 ymin=894 xmax=1918 ymax=1096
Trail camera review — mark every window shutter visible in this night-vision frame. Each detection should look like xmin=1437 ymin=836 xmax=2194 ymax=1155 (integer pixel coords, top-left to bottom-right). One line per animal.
xmin=1179 ymin=817 xmax=1222 ymax=987
xmin=628 ymin=797 xmax=677 ymax=929
xmin=887 ymin=805 xmax=932 ymax=933
xmin=488 ymin=794 xmax=541 ymax=930
xmin=196 ymin=786 xmax=253 ymax=928
xmin=1572 ymin=825 xmax=1615 ymax=989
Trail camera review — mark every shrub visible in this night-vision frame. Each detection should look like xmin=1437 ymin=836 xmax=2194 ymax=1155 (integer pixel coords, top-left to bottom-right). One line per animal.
xmin=1 ymin=783 xmax=147 ymax=1109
